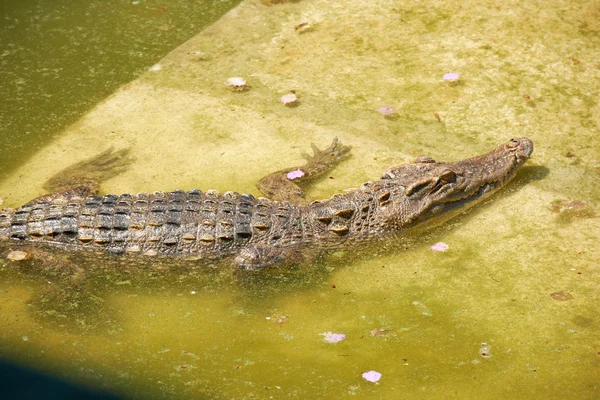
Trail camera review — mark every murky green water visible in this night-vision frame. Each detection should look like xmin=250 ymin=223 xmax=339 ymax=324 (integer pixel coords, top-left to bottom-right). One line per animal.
xmin=0 ymin=0 xmax=241 ymax=181
xmin=1 ymin=0 xmax=600 ymax=399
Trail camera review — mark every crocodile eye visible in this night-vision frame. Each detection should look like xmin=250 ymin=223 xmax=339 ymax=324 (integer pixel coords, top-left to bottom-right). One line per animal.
xmin=440 ymin=169 xmax=456 ymax=182
xmin=381 ymin=170 xmax=396 ymax=179
xmin=415 ymin=155 xmax=436 ymax=164
xmin=508 ymin=138 xmax=520 ymax=148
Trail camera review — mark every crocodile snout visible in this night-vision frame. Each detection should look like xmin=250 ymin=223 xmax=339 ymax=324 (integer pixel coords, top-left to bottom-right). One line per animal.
xmin=513 ymin=137 xmax=534 ymax=159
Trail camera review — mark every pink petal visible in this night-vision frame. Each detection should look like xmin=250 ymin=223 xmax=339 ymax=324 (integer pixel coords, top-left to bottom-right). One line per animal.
xmin=322 ymin=332 xmax=346 ymax=343
xmin=443 ymin=72 xmax=460 ymax=81
xmin=281 ymin=93 xmax=297 ymax=105
xmin=430 ymin=242 xmax=449 ymax=252
xmin=286 ymin=169 xmax=305 ymax=180
xmin=226 ymin=77 xmax=246 ymax=87
xmin=362 ymin=370 xmax=382 ymax=382
xmin=377 ymin=106 xmax=395 ymax=115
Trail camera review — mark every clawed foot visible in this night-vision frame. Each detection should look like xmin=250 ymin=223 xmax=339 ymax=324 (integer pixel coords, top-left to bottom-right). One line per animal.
xmin=256 ymin=137 xmax=352 ymax=203
xmin=300 ymin=137 xmax=351 ymax=178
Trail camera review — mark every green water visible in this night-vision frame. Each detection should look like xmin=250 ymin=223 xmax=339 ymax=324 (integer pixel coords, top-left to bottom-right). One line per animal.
xmin=1 ymin=0 xmax=600 ymax=399
xmin=0 ymin=0 xmax=241 ymax=180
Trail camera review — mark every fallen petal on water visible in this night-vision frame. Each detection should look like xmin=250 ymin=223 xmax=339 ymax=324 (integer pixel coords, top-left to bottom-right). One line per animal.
xmin=322 ymin=332 xmax=346 ymax=343
xmin=377 ymin=106 xmax=395 ymax=115
xmin=443 ymin=72 xmax=460 ymax=81
xmin=287 ymin=169 xmax=305 ymax=180
xmin=430 ymin=242 xmax=449 ymax=252
xmin=225 ymin=77 xmax=247 ymax=89
xmin=362 ymin=370 xmax=382 ymax=383
xmin=281 ymin=93 xmax=297 ymax=105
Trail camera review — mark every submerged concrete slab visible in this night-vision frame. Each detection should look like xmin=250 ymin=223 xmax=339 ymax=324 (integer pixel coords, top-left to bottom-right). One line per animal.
xmin=4 ymin=0 xmax=596 ymax=208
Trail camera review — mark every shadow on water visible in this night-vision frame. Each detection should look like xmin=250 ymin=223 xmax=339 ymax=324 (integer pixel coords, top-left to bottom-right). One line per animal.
xmin=512 ymin=165 xmax=550 ymax=185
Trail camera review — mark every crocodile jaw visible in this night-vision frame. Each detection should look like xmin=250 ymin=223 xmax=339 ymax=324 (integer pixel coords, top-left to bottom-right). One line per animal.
xmin=379 ymin=138 xmax=533 ymax=231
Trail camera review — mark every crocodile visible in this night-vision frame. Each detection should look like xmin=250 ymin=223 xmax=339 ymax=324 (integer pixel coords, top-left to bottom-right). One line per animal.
xmin=0 ymin=137 xmax=533 ymax=271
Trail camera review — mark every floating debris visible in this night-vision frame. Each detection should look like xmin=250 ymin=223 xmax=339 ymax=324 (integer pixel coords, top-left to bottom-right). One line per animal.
xmin=549 ymin=199 xmax=596 ymax=221
xmin=149 ymin=64 xmax=162 ymax=71
xmin=286 ymin=169 xmax=305 ymax=180
xmin=362 ymin=370 xmax=382 ymax=383
xmin=377 ymin=106 xmax=395 ymax=116
xmin=430 ymin=242 xmax=449 ymax=252
xmin=550 ymin=291 xmax=573 ymax=301
xmin=369 ymin=328 xmax=395 ymax=337
xmin=443 ymin=72 xmax=460 ymax=82
xmin=0 ymin=197 xmax=3 ymax=205
xmin=281 ymin=92 xmax=297 ymax=106
xmin=225 ymin=77 xmax=247 ymax=91
xmin=411 ymin=300 xmax=432 ymax=316
xmin=188 ymin=50 xmax=208 ymax=60
xmin=294 ymin=21 xmax=314 ymax=34
xmin=7 ymin=250 xmax=30 ymax=261
xmin=480 ymin=342 xmax=491 ymax=358
xmin=322 ymin=332 xmax=346 ymax=343
xmin=269 ymin=314 xmax=288 ymax=326
xmin=295 ymin=22 xmax=309 ymax=31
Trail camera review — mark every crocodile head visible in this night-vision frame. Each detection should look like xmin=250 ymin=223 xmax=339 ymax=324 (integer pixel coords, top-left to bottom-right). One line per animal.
xmin=377 ymin=138 xmax=533 ymax=231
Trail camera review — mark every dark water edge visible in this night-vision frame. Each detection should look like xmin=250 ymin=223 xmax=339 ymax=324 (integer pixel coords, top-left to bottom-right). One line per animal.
xmin=0 ymin=0 xmax=241 ymax=181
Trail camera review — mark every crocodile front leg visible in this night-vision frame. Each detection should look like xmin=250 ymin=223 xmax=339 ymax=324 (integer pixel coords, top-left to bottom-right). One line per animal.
xmin=256 ymin=137 xmax=351 ymax=203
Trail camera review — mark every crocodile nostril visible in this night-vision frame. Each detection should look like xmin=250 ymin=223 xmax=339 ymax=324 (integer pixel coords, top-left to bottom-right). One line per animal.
xmin=507 ymin=138 xmax=534 ymax=158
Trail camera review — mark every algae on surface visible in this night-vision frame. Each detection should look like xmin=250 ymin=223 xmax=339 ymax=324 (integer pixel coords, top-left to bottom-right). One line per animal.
xmin=1 ymin=0 xmax=599 ymax=398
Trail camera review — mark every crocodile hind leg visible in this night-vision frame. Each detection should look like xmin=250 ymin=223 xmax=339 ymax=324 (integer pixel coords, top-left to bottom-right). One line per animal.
xmin=25 ymin=147 xmax=132 ymax=205
xmin=256 ymin=137 xmax=351 ymax=203
xmin=2 ymin=244 xmax=106 ymax=328
xmin=12 ymin=148 xmax=131 ymax=326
